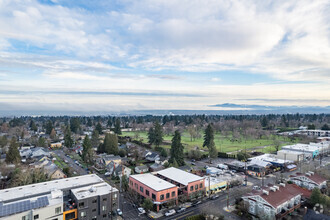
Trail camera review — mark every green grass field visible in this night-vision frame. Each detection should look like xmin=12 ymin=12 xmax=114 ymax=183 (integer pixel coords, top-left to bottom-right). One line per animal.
xmin=121 ymin=131 xmax=298 ymax=154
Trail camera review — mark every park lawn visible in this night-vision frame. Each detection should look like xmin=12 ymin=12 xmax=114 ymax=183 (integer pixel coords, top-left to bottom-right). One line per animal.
xmin=121 ymin=131 xmax=296 ymax=153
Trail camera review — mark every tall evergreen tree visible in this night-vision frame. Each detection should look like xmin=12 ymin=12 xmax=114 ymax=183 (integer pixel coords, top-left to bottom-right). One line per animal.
xmin=87 ymin=118 xmax=93 ymax=127
xmin=70 ymin=117 xmax=81 ymax=133
xmin=203 ymin=124 xmax=214 ymax=149
xmin=208 ymin=139 xmax=218 ymax=158
xmin=153 ymin=121 xmax=163 ymax=147
xmin=6 ymin=137 xmax=21 ymax=164
xmin=45 ymin=120 xmax=53 ymax=135
xmin=103 ymin=133 xmax=118 ymax=155
xmin=114 ymin=118 xmax=122 ymax=135
xmin=30 ymin=120 xmax=38 ymax=132
xmin=148 ymin=127 xmax=155 ymax=145
xmin=95 ymin=122 xmax=103 ymax=134
xmin=107 ymin=118 xmax=112 ymax=128
xmin=82 ymin=135 xmax=93 ymax=164
xmin=169 ymin=130 xmax=184 ymax=166
xmin=64 ymin=126 xmax=73 ymax=148
xmin=91 ymin=130 xmax=99 ymax=148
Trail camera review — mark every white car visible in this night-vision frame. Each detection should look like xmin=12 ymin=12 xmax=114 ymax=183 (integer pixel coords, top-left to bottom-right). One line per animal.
xmin=104 ymin=172 xmax=111 ymax=176
xmin=117 ymin=209 xmax=122 ymax=216
xmin=138 ymin=207 xmax=146 ymax=214
xmin=165 ymin=209 xmax=176 ymax=216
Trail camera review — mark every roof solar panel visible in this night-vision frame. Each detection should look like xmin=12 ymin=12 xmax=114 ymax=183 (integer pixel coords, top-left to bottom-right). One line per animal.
xmin=0 ymin=196 xmax=49 ymax=217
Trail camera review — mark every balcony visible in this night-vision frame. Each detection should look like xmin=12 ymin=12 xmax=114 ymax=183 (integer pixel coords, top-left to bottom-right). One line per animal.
xmin=276 ymin=203 xmax=301 ymax=219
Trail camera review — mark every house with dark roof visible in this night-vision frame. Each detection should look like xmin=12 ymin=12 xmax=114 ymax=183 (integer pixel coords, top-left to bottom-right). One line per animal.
xmin=145 ymin=151 xmax=160 ymax=162
xmin=242 ymin=183 xmax=311 ymax=219
xmin=290 ymin=172 xmax=327 ymax=190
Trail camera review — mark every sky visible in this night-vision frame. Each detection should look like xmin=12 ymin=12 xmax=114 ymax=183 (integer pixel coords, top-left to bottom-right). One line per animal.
xmin=0 ymin=0 xmax=330 ymax=114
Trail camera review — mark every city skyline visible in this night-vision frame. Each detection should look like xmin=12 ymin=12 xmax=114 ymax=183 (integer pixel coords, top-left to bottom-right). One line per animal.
xmin=0 ymin=0 xmax=330 ymax=114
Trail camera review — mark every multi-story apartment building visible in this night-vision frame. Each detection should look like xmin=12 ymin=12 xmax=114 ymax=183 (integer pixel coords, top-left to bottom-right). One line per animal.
xmin=290 ymin=171 xmax=327 ymax=190
xmin=242 ymin=183 xmax=311 ymax=219
xmin=0 ymin=174 xmax=119 ymax=220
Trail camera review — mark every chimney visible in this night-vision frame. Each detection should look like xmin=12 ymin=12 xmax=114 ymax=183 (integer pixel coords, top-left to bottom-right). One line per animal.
xmin=263 ymin=190 xmax=269 ymax=195
xmin=280 ymin=183 xmax=286 ymax=187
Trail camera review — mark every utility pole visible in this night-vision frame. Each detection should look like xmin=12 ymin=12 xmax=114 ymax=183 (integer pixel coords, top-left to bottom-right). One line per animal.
xmin=226 ymin=181 xmax=229 ymax=208
xmin=208 ymin=174 xmax=211 ymax=199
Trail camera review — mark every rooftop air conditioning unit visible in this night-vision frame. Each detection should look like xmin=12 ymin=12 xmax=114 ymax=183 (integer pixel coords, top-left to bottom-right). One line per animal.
xmin=306 ymin=173 xmax=311 ymax=177
xmin=270 ymin=187 xmax=276 ymax=192
xmin=309 ymin=171 xmax=314 ymax=175
xmin=263 ymin=190 xmax=269 ymax=195
xmin=274 ymin=185 xmax=279 ymax=190
xmin=280 ymin=183 xmax=286 ymax=187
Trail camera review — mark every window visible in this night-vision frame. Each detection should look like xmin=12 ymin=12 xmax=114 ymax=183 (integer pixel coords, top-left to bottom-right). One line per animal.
xmin=171 ymin=191 xmax=175 ymax=197
xmin=146 ymin=190 xmax=150 ymax=196
xmin=130 ymin=180 xmax=133 ymax=185
xmin=190 ymin=186 xmax=194 ymax=191
xmin=79 ymin=202 xmax=84 ymax=208
xmin=92 ymin=217 xmax=97 ymax=220
xmin=92 ymin=199 xmax=97 ymax=203
xmin=103 ymin=214 xmax=107 ymax=218
xmin=140 ymin=186 xmax=144 ymax=193
xmin=195 ymin=184 xmax=198 ymax=190
xmin=102 ymin=205 xmax=107 ymax=211
xmin=103 ymin=198 xmax=107 ymax=201
xmin=152 ymin=193 xmax=156 ymax=200
xmin=34 ymin=215 xmax=39 ymax=219
xmin=92 ymin=208 xmax=96 ymax=212
xmin=160 ymin=194 xmax=164 ymax=200
xmin=81 ymin=211 xmax=86 ymax=217
xmin=166 ymin=193 xmax=170 ymax=199
xmin=200 ymin=183 xmax=203 ymax=188
xmin=55 ymin=207 xmax=61 ymax=214
xmin=114 ymin=193 xmax=117 ymax=198
xmin=135 ymin=183 xmax=138 ymax=189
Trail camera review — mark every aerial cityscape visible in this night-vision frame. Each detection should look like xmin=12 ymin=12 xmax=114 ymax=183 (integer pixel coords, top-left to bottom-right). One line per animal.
xmin=0 ymin=0 xmax=329 ymax=220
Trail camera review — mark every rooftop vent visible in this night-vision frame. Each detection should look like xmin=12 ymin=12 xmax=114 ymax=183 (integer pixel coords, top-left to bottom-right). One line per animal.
xmin=89 ymin=186 xmax=97 ymax=193
xmin=270 ymin=187 xmax=276 ymax=192
xmin=309 ymin=171 xmax=314 ymax=175
xmin=263 ymin=190 xmax=269 ymax=195
xmin=279 ymin=183 xmax=286 ymax=187
xmin=306 ymin=173 xmax=311 ymax=177
xmin=274 ymin=185 xmax=279 ymax=190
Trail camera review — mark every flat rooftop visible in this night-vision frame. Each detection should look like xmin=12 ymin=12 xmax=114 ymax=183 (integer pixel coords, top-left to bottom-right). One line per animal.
xmin=0 ymin=174 xmax=104 ymax=203
xmin=130 ymin=173 xmax=177 ymax=191
xmin=157 ymin=167 xmax=204 ymax=186
xmin=71 ymin=183 xmax=117 ymax=200
xmin=282 ymin=144 xmax=320 ymax=152
xmin=251 ymin=154 xmax=291 ymax=164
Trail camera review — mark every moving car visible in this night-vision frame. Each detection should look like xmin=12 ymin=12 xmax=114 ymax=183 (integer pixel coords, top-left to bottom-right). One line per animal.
xmin=192 ymin=200 xmax=202 ymax=206
xmin=138 ymin=207 xmax=146 ymax=214
xmin=164 ymin=209 xmax=176 ymax=216
xmin=176 ymin=207 xmax=186 ymax=213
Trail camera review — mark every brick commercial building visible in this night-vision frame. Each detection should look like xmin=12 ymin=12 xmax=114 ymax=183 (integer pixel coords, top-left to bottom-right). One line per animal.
xmin=156 ymin=167 xmax=205 ymax=199
xmin=129 ymin=173 xmax=178 ymax=211
xmin=0 ymin=174 xmax=119 ymax=220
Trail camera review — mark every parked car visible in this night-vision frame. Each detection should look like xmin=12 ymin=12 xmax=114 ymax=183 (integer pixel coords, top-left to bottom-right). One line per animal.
xmin=191 ymin=162 xmax=196 ymax=165
xmin=165 ymin=209 xmax=176 ymax=216
xmin=117 ymin=209 xmax=122 ymax=216
xmin=204 ymin=165 xmax=209 ymax=169
xmin=210 ymin=194 xmax=219 ymax=200
xmin=176 ymin=207 xmax=186 ymax=213
xmin=192 ymin=200 xmax=202 ymax=206
xmin=191 ymin=159 xmax=196 ymax=162
xmin=104 ymin=172 xmax=111 ymax=176
xmin=138 ymin=207 xmax=146 ymax=214
xmin=217 ymin=163 xmax=228 ymax=170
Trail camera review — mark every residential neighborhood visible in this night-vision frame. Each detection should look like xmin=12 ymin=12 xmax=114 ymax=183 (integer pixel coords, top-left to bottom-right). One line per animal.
xmin=0 ymin=115 xmax=329 ymax=220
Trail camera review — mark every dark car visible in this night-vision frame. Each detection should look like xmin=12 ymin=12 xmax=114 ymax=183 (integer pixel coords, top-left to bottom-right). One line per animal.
xmin=192 ymin=200 xmax=201 ymax=206
xmin=176 ymin=207 xmax=186 ymax=213
xmin=210 ymin=194 xmax=219 ymax=200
